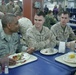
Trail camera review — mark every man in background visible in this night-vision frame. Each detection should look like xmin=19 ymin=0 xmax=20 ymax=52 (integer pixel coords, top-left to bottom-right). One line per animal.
xmin=51 ymin=11 xmax=76 ymax=48
xmin=6 ymin=0 xmax=14 ymax=13
xmin=44 ymin=10 xmax=57 ymax=29
xmin=0 ymin=1 xmax=7 ymax=14
xmin=44 ymin=5 xmax=49 ymax=15
xmin=13 ymin=1 xmax=21 ymax=15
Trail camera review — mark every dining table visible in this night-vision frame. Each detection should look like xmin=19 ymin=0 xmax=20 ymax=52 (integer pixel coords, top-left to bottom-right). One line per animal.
xmin=0 ymin=48 xmax=76 ymax=75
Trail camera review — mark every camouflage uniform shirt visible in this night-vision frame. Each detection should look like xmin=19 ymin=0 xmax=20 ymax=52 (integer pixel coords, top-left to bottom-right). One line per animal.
xmin=26 ymin=26 xmax=56 ymax=50
xmin=0 ymin=30 xmax=27 ymax=57
xmin=51 ymin=22 xmax=76 ymax=45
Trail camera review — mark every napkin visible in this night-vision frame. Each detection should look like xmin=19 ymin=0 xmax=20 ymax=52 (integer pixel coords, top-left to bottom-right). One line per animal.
xmin=58 ymin=42 xmax=65 ymax=53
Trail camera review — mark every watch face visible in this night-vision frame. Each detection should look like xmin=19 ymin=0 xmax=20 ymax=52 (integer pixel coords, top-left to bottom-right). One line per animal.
xmin=34 ymin=1 xmax=41 ymax=8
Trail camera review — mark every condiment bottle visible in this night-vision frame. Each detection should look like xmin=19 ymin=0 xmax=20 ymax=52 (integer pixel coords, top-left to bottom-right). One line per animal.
xmin=4 ymin=65 xmax=9 ymax=74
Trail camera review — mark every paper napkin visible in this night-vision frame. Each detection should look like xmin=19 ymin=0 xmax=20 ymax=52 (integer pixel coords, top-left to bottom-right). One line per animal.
xmin=59 ymin=42 xmax=65 ymax=53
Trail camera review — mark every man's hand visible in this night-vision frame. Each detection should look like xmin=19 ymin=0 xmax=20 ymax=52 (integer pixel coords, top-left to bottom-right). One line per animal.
xmin=26 ymin=47 xmax=35 ymax=54
xmin=66 ymin=41 xmax=75 ymax=50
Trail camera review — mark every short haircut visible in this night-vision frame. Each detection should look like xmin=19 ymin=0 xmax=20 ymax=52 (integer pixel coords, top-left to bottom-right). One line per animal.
xmin=1 ymin=13 xmax=16 ymax=28
xmin=61 ymin=11 xmax=70 ymax=17
xmin=35 ymin=11 xmax=45 ymax=17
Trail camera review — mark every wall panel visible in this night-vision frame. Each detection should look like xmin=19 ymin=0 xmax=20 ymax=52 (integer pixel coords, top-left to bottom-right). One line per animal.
xmin=23 ymin=0 xmax=43 ymax=24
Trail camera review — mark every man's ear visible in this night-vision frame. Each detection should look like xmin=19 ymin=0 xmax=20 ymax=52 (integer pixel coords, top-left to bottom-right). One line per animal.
xmin=7 ymin=23 xmax=11 ymax=29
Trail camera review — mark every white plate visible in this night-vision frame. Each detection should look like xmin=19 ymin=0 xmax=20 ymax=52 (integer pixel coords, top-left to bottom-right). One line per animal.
xmin=63 ymin=53 xmax=76 ymax=64
xmin=8 ymin=53 xmax=38 ymax=68
xmin=9 ymin=53 xmax=30 ymax=63
xmin=40 ymin=48 xmax=58 ymax=55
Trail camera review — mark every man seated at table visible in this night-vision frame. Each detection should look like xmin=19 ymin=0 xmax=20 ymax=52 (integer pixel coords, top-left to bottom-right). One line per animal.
xmin=0 ymin=13 xmax=34 ymax=65
xmin=26 ymin=11 xmax=56 ymax=50
xmin=51 ymin=11 xmax=76 ymax=48
xmin=16 ymin=12 xmax=33 ymax=45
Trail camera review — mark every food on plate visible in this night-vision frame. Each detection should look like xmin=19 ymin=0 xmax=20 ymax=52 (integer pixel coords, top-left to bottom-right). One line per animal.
xmin=45 ymin=51 xmax=48 ymax=53
xmin=9 ymin=58 xmax=16 ymax=66
xmin=45 ymin=50 xmax=53 ymax=53
xmin=68 ymin=52 xmax=75 ymax=59
xmin=21 ymin=60 xmax=26 ymax=63
xmin=68 ymin=54 xmax=75 ymax=58
xmin=13 ymin=55 xmax=19 ymax=61
xmin=13 ymin=53 xmax=23 ymax=61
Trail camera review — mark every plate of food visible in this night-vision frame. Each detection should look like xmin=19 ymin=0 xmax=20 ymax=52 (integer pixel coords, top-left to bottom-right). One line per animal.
xmin=63 ymin=52 xmax=76 ymax=64
xmin=8 ymin=52 xmax=38 ymax=68
xmin=40 ymin=48 xmax=58 ymax=55
xmin=9 ymin=52 xmax=30 ymax=63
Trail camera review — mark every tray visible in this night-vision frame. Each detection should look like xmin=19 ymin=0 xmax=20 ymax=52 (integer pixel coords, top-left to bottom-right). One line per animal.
xmin=55 ymin=53 xmax=76 ymax=67
xmin=9 ymin=53 xmax=38 ymax=68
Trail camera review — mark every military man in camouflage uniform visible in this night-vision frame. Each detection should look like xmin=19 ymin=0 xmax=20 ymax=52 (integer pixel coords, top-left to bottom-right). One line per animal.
xmin=26 ymin=11 xmax=56 ymax=50
xmin=0 ymin=1 xmax=7 ymax=14
xmin=51 ymin=11 xmax=76 ymax=47
xmin=0 ymin=14 xmax=34 ymax=58
xmin=6 ymin=0 xmax=14 ymax=13
xmin=13 ymin=1 xmax=21 ymax=15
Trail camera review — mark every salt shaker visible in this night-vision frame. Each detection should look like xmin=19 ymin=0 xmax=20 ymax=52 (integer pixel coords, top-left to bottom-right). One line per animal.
xmin=4 ymin=65 xmax=9 ymax=74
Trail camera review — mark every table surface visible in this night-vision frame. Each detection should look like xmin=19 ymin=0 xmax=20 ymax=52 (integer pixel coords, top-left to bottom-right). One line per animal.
xmin=34 ymin=48 xmax=76 ymax=72
xmin=1 ymin=48 xmax=76 ymax=75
